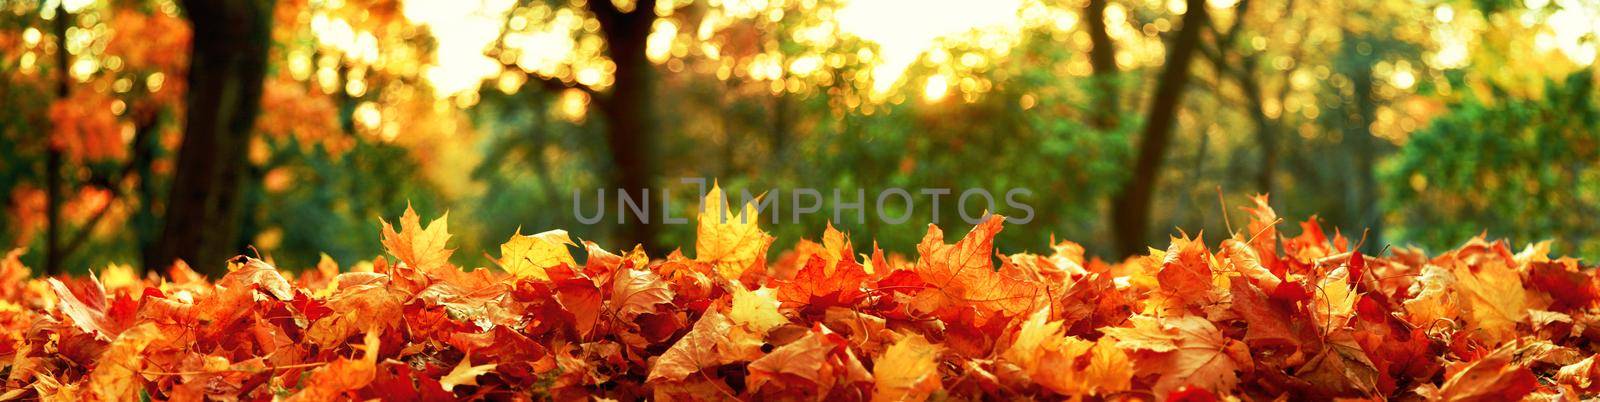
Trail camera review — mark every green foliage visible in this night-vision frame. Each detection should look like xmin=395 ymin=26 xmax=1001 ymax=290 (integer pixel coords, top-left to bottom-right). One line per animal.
xmin=1382 ymin=71 xmax=1600 ymax=257
xmin=249 ymin=136 xmax=446 ymax=269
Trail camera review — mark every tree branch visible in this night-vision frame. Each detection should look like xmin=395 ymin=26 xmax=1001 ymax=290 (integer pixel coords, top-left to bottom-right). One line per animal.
xmin=57 ymin=118 xmax=158 ymax=261
xmin=1109 ymin=0 xmax=1210 ymax=258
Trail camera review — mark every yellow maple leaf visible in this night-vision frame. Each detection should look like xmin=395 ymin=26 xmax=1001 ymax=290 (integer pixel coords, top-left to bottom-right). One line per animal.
xmin=1103 ymin=314 xmax=1246 ymax=397
xmin=789 ymin=222 xmax=858 ymax=277
xmin=1455 ymin=260 xmax=1543 ymax=343
xmin=1005 ymin=308 xmax=1065 ymax=369
xmin=729 ymin=286 xmax=789 ymax=333
xmin=380 ymin=205 xmax=454 ymax=272
xmin=872 ymin=333 xmax=943 ymax=402
xmin=1009 ymin=308 xmax=1132 ymax=397
xmin=1100 ymin=314 xmax=1180 ymax=352
xmin=695 ymin=182 xmax=773 ymax=281
xmin=1077 ymin=337 xmax=1134 ymax=395
xmin=497 ymin=228 xmax=577 ymax=280
xmin=1312 ymin=266 xmax=1358 ymax=330
xmin=83 ymin=323 xmax=161 ymax=401
xmin=1403 ymin=265 xmax=1459 ymax=324
xmin=1514 ymin=240 xmax=1553 ymax=266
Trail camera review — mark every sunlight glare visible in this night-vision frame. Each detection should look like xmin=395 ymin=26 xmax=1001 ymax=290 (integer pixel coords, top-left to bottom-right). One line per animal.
xmin=402 ymin=0 xmax=517 ymax=98
xmin=1546 ymin=0 xmax=1599 ymax=66
xmin=923 ymin=74 xmax=948 ymax=102
xmin=835 ymin=0 xmax=1026 ymax=95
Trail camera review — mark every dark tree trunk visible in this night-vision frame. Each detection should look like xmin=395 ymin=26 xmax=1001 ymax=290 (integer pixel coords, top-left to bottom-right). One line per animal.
xmin=1110 ymin=0 xmax=1208 ymax=258
xmin=1086 ymin=0 xmax=1120 ymax=130
xmin=1244 ymin=66 xmax=1277 ymax=195
xmin=43 ymin=4 xmax=71 ymax=275
xmin=590 ymin=0 xmax=661 ymax=253
xmin=148 ymin=0 xmax=274 ymax=275
xmin=1210 ymin=0 xmax=1274 ymax=195
xmin=1341 ymin=33 xmax=1381 ymax=253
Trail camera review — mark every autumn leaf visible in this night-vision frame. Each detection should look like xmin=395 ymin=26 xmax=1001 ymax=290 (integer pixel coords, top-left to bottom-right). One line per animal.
xmin=1556 ymin=355 xmax=1600 ymax=391
xmin=911 ymin=215 xmax=1040 ymax=324
xmin=696 ymin=182 xmax=774 ymax=281
xmin=729 ymin=285 xmax=789 ymax=333
xmin=438 ymin=354 xmax=498 ymax=392
xmin=1312 ymin=266 xmax=1359 ymax=330
xmin=788 ymin=222 xmax=857 ymax=277
xmin=1403 ymin=265 xmax=1460 ymax=325
xmin=218 ymin=256 xmax=295 ymax=301
xmin=1454 ymin=260 xmax=1544 ymax=344
xmin=498 ymin=228 xmax=578 ymax=280
xmin=80 ymin=323 xmax=161 ymax=401
xmin=1075 ymin=337 xmax=1135 ymax=395
xmin=7 ymin=199 xmax=1600 ymax=401
xmin=1155 ymin=234 xmax=1219 ymax=306
xmin=380 ymin=205 xmax=454 ymax=273
xmin=746 ymin=325 xmax=872 ymax=398
xmin=288 ymin=329 xmax=383 ymax=402
xmin=1100 ymin=314 xmax=1181 ymax=352
xmin=584 ymin=240 xmax=648 ymax=277
xmin=307 ymin=274 xmax=406 ymax=348
xmin=612 ymin=266 xmax=675 ymax=319
xmin=1153 ymin=316 xmax=1250 ymax=396
xmin=553 ymin=275 xmax=604 ymax=336
xmin=1431 ymin=345 xmax=1536 ymax=401
xmin=776 ymin=253 xmax=869 ymax=313
xmin=872 ymin=333 xmax=942 ymax=402
xmin=648 ymin=310 xmax=764 ymax=382
xmin=1006 ymin=308 xmax=1132 ymax=397
xmin=47 ymin=277 xmax=117 ymax=341
xmin=1528 ymin=260 xmax=1599 ymax=311
xmin=1294 ymin=332 xmax=1380 ymax=398
xmin=1105 ymin=314 xmax=1249 ymax=397
xmin=1222 ymin=239 xmax=1282 ymax=292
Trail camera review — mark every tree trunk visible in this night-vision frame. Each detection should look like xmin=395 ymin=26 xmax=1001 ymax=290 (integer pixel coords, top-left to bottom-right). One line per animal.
xmin=590 ymin=0 xmax=661 ymax=253
xmin=148 ymin=0 xmax=274 ymax=275
xmin=1341 ymin=33 xmax=1381 ymax=253
xmin=1085 ymin=0 xmax=1120 ymax=130
xmin=43 ymin=4 xmax=71 ymax=275
xmin=1110 ymin=0 xmax=1208 ymax=258
xmin=1238 ymin=56 xmax=1277 ymax=195
xmin=1210 ymin=0 xmax=1274 ymax=195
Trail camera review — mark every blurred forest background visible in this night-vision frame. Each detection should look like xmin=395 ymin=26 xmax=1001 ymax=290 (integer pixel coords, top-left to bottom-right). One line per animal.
xmin=1 ymin=0 xmax=1597 ymax=275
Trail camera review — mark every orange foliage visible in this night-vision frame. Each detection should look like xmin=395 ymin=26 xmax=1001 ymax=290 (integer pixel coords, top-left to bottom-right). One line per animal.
xmin=104 ymin=9 xmax=190 ymax=75
xmin=2 ymin=195 xmax=1599 ymax=400
xmin=4 ymin=185 xmax=118 ymax=248
xmin=258 ymin=76 xmax=348 ymax=153
xmin=48 ymin=90 xmax=125 ymax=163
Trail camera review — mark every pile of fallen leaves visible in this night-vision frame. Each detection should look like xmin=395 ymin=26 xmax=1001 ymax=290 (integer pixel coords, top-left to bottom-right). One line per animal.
xmin=4 ymin=188 xmax=1600 ymax=401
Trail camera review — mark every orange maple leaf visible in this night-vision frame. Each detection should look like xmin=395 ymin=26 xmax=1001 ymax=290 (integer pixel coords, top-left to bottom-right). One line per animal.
xmin=910 ymin=215 xmax=1040 ymax=325
xmin=380 ymin=205 xmax=454 ymax=274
